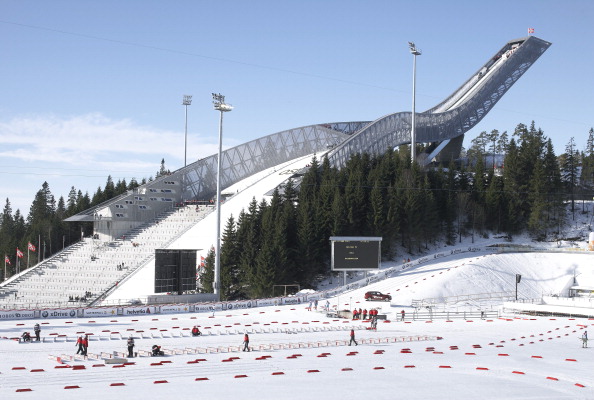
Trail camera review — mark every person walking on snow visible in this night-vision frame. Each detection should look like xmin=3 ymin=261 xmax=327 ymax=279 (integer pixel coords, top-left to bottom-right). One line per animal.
xmin=82 ymin=335 xmax=89 ymax=356
xmin=243 ymin=333 xmax=250 ymax=352
xmin=34 ymin=323 xmax=41 ymax=342
xmin=349 ymin=329 xmax=358 ymax=346
xmin=76 ymin=335 xmax=84 ymax=355
xmin=582 ymin=331 xmax=588 ymax=348
xmin=127 ymin=336 xmax=135 ymax=357
xmin=401 ymin=309 xmax=406 ymax=321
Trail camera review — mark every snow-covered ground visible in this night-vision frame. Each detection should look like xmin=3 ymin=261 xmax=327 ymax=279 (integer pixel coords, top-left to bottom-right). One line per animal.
xmin=4 ymin=153 xmax=594 ymax=398
xmin=2 ymin=249 xmax=594 ymax=399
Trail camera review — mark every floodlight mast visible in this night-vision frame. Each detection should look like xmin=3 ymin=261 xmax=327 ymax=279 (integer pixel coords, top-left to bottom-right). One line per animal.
xmin=409 ymin=42 xmax=421 ymax=164
xmin=212 ymin=93 xmax=233 ymax=299
xmin=182 ymin=95 xmax=192 ymax=168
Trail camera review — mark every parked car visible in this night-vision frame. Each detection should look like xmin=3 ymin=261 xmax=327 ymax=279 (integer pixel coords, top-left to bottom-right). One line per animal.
xmin=364 ymin=291 xmax=392 ymax=301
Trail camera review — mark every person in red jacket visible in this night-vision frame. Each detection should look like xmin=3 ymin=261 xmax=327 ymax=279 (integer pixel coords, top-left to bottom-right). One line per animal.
xmin=352 ymin=309 xmax=358 ymax=320
xmin=362 ymin=309 xmax=367 ymax=320
xmin=82 ymin=335 xmax=89 ymax=356
xmin=243 ymin=333 xmax=250 ymax=352
xmin=349 ymin=329 xmax=358 ymax=346
xmin=76 ymin=335 xmax=84 ymax=355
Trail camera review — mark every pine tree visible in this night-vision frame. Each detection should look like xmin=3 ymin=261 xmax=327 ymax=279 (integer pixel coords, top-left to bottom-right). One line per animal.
xmin=199 ymin=248 xmax=215 ymax=293
xmin=220 ymin=215 xmax=241 ymax=300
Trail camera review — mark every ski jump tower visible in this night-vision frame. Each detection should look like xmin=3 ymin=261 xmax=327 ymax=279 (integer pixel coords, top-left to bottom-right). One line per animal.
xmin=67 ymin=36 xmax=551 ymax=241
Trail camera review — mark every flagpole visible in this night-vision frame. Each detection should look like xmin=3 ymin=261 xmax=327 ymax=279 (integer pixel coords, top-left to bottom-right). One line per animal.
xmin=3 ymin=255 xmax=6 ymax=282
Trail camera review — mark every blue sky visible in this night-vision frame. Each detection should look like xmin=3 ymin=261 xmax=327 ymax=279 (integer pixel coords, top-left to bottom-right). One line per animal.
xmin=1 ymin=0 xmax=593 ymax=214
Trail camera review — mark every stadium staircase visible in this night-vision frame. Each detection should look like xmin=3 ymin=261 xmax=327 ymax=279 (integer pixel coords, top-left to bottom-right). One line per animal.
xmin=0 ymin=205 xmax=214 ymax=310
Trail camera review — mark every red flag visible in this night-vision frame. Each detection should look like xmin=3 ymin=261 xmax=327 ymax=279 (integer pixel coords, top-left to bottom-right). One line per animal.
xmin=16 ymin=248 xmax=24 ymax=258
xmin=4 ymin=255 xmax=10 ymax=265
xmin=528 ymin=27 xmax=534 ymax=34
xmin=200 ymin=256 xmax=205 ymax=266
xmin=28 ymin=242 xmax=36 ymax=252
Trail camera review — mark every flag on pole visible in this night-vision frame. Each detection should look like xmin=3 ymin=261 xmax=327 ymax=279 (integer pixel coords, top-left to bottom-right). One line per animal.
xmin=4 ymin=255 xmax=10 ymax=265
xmin=16 ymin=248 xmax=24 ymax=258
xmin=200 ymin=256 xmax=205 ymax=267
xmin=28 ymin=242 xmax=36 ymax=252
xmin=528 ymin=27 xmax=534 ymax=35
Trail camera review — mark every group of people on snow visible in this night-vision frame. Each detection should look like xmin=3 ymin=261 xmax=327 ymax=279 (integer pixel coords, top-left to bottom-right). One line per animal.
xmin=76 ymin=335 xmax=89 ymax=356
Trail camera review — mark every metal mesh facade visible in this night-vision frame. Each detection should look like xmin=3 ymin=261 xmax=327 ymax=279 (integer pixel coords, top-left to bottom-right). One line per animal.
xmin=326 ymin=36 xmax=551 ymax=168
xmin=66 ymin=36 xmax=550 ymax=238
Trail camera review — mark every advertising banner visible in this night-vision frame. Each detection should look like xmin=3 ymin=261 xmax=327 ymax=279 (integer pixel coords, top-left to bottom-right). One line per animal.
xmin=194 ymin=303 xmax=223 ymax=313
xmin=83 ymin=307 xmax=118 ymax=317
xmin=256 ymin=298 xmax=281 ymax=307
xmin=224 ymin=300 xmax=253 ymax=310
xmin=160 ymin=304 xmax=191 ymax=314
xmin=282 ymin=296 xmax=305 ymax=305
xmin=120 ymin=306 xmax=157 ymax=316
xmin=0 ymin=310 xmax=36 ymax=320
xmin=39 ymin=308 xmax=78 ymax=319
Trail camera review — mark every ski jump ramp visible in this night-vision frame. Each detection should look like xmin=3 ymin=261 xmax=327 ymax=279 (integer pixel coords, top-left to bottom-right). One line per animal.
xmin=67 ymin=36 xmax=551 ymax=240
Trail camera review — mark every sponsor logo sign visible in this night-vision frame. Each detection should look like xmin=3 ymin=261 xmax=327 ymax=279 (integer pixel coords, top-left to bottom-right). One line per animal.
xmin=256 ymin=299 xmax=279 ymax=307
xmin=225 ymin=301 xmax=253 ymax=310
xmin=194 ymin=303 xmax=223 ymax=313
xmin=83 ymin=308 xmax=117 ymax=317
xmin=122 ymin=306 xmax=157 ymax=316
xmin=0 ymin=310 xmax=35 ymax=320
xmin=282 ymin=296 xmax=305 ymax=305
xmin=40 ymin=309 xmax=77 ymax=319
xmin=160 ymin=305 xmax=191 ymax=314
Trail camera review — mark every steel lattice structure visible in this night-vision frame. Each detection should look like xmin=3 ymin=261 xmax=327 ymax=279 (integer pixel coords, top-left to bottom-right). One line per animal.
xmin=327 ymin=36 xmax=551 ymax=168
xmin=67 ymin=36 xmax=550 ymax=242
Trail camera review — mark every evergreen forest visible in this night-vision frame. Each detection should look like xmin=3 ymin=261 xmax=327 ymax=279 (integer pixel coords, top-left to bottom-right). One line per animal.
xmin=2 ymin=124 xmax=594 ymax=302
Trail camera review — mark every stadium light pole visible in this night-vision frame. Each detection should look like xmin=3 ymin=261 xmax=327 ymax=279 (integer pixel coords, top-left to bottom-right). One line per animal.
xmin=182 ymin=95 xmax=192 ymax=168
xmin=409 ymin=41 xmax=421 ymax=164
xmin=182 ymin=95 xmax=192 ymax=203
xmin=212 ymin=93 xmax=233 ymax=299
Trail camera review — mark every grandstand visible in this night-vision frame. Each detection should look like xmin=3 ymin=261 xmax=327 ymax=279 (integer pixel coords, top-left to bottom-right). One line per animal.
xmin=0 ymin=36 xmax=551 ymax=309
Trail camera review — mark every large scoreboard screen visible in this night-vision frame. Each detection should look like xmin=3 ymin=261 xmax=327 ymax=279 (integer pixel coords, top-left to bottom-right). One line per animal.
xmin=330 ymin=236 xmax=382 ymax=271
xmin=154 ymin=249 xmax=197 ymax=294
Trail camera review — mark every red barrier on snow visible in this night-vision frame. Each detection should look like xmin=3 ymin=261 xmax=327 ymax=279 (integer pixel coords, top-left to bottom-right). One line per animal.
xmin=575 ymin=383 xmax=586 ymax=388
xmin=195 ymin=377 xmax=209 ymax=381
xmin=566 ymin=359 xmax=577 ymax=362
xmin=465 ymin=353 xmax=476 ymax=356
xmin=64 ymin=386 xmax=80 ymax=389
xmin=476 ymin=367 xmax=489 ymax=371
xmin=307 ymin=370 xmax=320 ymax=373
xmin=404 ymin=365 xmax=416 ymax=368
xmin=498 ymin=354 xmax=509 ymax=357
xmin=234 ymin=375 xmax=248 ymax=378
xmin=439 ymin=365 xmax=452 ymax=368
xmin=154 ymin=380 xmax=168 ymax=384
xmin=30 ymin=369 xmax=44 ymax=372
xmin=92 ymin=364 xmax=105 ymax=367
xmin=12 ymin=367 xmax=26 ymax=370
xmin=72 ymin=365 xmax=86 ymax=370
xmin=512 ymin=371 xmax=525 ymax=375
xmin=15 ymin=388 xmax=32 ymax=392
xmin=546 ymin=377 xmax=558 ymax=381
xmin=531 ymin=355 xmax=542 ymax=359
xmin=373 ymin=367 xmax=385 ymax=370
xmin=110 ymin=383 xmax=125 ymax=386
xmin=341 ymin=368 xmax=353 ymax=371
xmin=272 ymin=372 xmax=285 ymax=375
